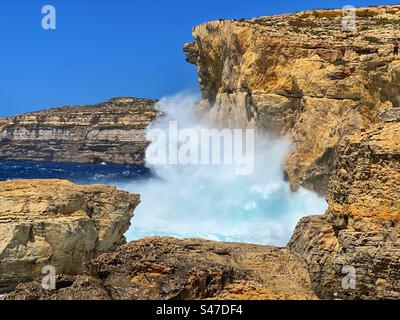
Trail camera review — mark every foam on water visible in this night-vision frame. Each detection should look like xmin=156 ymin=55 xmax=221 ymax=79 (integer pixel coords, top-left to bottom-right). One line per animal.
xmin=119 ymin=93 xmax=328 ymax=246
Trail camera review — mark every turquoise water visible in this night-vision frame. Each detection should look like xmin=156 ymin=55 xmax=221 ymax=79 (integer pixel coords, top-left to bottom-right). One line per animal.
xmin=0 ymin=94 xmax=328 ymax=247
xmin=120 ymin=94 xmax=328 ymax=246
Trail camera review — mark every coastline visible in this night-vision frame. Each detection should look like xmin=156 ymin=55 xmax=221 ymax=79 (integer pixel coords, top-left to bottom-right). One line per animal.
xmin=1 ymin=4 xmax=400 ymax=300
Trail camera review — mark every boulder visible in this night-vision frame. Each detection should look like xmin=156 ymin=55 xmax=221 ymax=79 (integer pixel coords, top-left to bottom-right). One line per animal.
xmin=0 ymin=179 xmax=140 ymax=292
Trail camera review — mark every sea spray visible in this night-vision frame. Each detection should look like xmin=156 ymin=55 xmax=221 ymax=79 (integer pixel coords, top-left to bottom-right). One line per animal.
xmin=119 ymin=92 xmax=327 ymax=246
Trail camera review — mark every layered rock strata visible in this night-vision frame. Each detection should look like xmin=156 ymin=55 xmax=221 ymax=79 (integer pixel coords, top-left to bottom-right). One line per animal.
xmin=0 ymin=179 xmax=140 ymax=292
xmin=0 ymin=97 xmax=157 ymax=165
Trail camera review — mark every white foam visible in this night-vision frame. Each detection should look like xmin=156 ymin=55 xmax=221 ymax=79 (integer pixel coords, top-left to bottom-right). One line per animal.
xmin=118 ymin=92 xmax=327 ymax=246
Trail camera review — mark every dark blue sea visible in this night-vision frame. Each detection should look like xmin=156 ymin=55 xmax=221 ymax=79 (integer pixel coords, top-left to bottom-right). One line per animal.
xmin=0 ymin=160 xmax=153 ymax=184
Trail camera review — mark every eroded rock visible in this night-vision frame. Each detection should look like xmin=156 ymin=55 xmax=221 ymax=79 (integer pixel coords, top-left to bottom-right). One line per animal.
xmin=289 ymin=117 xmax=400 ymax=299
xmin=0 ymin=179 xmax=140 ymax=292
xmin=3 ymin=237 xmax=317 ymax=300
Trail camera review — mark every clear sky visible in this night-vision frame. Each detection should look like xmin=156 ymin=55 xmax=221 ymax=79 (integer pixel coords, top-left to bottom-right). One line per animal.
xmin=0 ymin=0 xmax=398 ymax=116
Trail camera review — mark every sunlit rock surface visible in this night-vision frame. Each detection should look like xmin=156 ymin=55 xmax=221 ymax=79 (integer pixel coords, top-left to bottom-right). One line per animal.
xmin=289 ymin=113 xmax=400 ymax=299
xmin=3 ymin=237 xmax=317 ymax=300
xmin=0 ymin=179 xmax=140 ymax=292
xmin=184 ymin=5 xmax=400 ymax=195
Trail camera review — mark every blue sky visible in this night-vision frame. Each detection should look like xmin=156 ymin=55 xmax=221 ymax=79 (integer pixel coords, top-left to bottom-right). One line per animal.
xmin=0 ymin=0 xmax=398 ymax=116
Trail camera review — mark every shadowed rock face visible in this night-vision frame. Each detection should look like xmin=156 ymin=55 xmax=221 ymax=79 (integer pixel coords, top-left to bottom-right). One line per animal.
xmin=0 ymin=179 xmax=140 ymax=292
xmin=289 ymin=113 xmax=400 ymax=299
xmin=0 ymin=97 xmax=158 ymax=165
xmin=184 ymin=5 xmax=400 ymax=195
xmin=3 ymin=237 xmax=317 ymax=300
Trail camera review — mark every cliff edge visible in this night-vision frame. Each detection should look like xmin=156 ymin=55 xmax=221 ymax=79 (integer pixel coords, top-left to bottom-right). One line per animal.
xmin=185 ymin=5 xmax=400 ymax=299
xmin=184 ymin=5 xmax=400 ymax=195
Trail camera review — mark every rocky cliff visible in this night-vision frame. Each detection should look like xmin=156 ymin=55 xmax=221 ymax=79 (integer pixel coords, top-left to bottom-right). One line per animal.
xmin=184 ymin=5 xmax=400 ymax=299
xmin=184 ymin=5 xmax=400 ymax=195
xmin=3 ymin=237 xmax=316 ymax=300
xmin=0 ymin=179 xmax=140 ymax=292
xmin=289 ymin=110 xmax=400 ymax=299
xmin=3 ymin=5 xmax=400 ymax=301
xmin=0 ymin=97 xmax=157 ymax=165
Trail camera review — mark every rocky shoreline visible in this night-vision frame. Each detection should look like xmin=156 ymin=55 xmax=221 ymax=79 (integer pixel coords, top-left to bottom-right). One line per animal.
xmin=181 ymin=5 xmax=400 ymax=299
xmin=1 ymin=5 xmax=400 ymax=300
xmin=3 ymin=237 xmax=317 ymax=300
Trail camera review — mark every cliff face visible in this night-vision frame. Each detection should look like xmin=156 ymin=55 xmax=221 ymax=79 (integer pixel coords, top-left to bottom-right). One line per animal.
xmin=184 ymin=5 xmax=400 ymax=299
xmin=184 ymin=5 xmax=400 ymax=194
xmin=0 ymin=97 xmax=157 ymax=165
xmin=289 ymin=111 xmax=400 ymax=299
xmin=3 ymin=237 xmax=317 ymax=300
xmin=2 ymin=5 xmax=400 ymax=301
xmin=0 ymin=179 xmax=140 ymax=292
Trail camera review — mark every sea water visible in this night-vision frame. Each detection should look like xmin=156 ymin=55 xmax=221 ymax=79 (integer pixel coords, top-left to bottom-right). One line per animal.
xmin=0 ymin=93 xmax=328 ymax=246
xmin=120 ymin=93 xmax=327 ymax=246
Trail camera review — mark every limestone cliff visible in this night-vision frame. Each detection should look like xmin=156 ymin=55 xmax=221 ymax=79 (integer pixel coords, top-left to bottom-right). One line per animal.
xmin=0 ymin=97 xmax=157 ymax=165
xmin=0 ymin=179 xmax=140 ymax=292
xmin=289 ymin=110 xmax=400 ymax=299
xmin=184 ymin=5 xmax=400 ymax=299
xmin=3 ymin=5 xmax=400 ymax=301
xmin=184 ymin=5 xmax=400 ymax=194
xmin=3 ymin=237 xmax=317 ymax=300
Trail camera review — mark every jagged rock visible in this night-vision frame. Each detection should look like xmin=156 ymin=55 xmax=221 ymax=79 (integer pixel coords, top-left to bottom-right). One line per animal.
xmin=184 ymin=5 xmax=400 ymax=194
xmin=3 ymin=237 xmax=317 ymax=300
xmin=0 ymin=179 xmax=140 ymax=292
xmin=0 ymin=97 xmax=158 ymax=165
xmin=289 ymin=117 xmax=400 ymax=299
